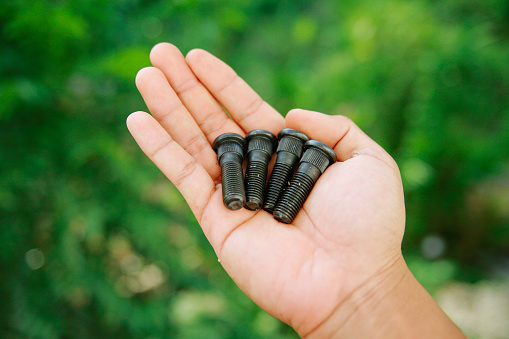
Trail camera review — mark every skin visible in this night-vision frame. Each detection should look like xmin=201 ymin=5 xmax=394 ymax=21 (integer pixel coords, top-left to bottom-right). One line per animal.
xmin=127 ymin=43 xmax=466 ymax=338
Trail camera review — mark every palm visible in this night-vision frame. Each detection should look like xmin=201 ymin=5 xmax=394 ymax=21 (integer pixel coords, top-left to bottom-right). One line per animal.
xmin=128 ymin=43 xmax=405 ymax=336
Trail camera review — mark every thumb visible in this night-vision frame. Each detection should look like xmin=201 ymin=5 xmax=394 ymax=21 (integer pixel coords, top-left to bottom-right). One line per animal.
xmin=285 ymin=109 xmax=398 ymax=171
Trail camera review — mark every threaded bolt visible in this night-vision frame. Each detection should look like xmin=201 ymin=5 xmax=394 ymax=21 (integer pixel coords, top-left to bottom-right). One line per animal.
xmin=273 ymin=140 xmax=337 ymax=224
xmin=213 ymin=133 xmax=246 ymax=211
xmin=244 ymin=129 xmax=278 ymax=211
xmin=263 ymin=128 xmax=310 ymax=214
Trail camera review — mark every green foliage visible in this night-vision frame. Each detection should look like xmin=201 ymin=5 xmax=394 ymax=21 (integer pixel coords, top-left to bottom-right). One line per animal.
xmin=0 ymin=0 xmax=508 ymax=337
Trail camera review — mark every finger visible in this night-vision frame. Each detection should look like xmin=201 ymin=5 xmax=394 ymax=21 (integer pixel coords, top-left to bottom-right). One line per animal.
xmin=126 ymin=111 xmax=216 ymax=221
xmin=149 ymin=43 xmax=244 ymax=142
xmin=185 ymin=48 xmax=285 ymax=136
xmin=135 ymin=66 xmax=220 ymax=180
xmin=285 ymin=109 xmax=398 ymax=170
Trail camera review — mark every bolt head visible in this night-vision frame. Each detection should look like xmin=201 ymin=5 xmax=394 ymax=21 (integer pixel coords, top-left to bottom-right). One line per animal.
xmin=212 ymin=133 xmax=246 ymax=152
xmin=246 ymin=129 xmax=278 ymax=150
xmin=304 ymin=140 xmax=337 ymax=165
xmin=278 ymin=128 xmax=310 ymax=143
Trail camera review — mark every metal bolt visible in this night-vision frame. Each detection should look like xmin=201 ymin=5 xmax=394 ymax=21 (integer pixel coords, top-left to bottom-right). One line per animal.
xmin=263 ymin=128 xmax=310 ymax=214
xmin=273 ymin=140 xmax=337 ymax=224
xmin=244 ymin=129 xmax=278 ymax=211
xmin=213 ymin=133 xmax=246 ymax=211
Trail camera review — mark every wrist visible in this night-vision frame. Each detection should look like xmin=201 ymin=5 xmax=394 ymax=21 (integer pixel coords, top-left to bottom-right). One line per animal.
xmin=302 ymin=254 xmax=465 ymax=339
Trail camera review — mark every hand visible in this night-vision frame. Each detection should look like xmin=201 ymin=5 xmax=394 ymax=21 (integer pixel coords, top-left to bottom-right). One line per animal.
xmin=127 ymin=43 xmax=465 ymax=338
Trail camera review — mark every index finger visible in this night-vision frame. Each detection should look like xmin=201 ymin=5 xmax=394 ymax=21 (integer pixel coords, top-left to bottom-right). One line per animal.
xmin=185 ymin=49 xmax=285 ymax=136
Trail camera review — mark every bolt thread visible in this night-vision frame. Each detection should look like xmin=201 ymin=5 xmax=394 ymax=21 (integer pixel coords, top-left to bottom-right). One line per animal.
xmin=221 ymin=161 xmax=245 ymax=208
xmin=274 ymin=172 xmax=316 ymax=223
xmin=244 ymin=160 xmax=269 ymax=210
xmin=263 ymin=162 xmax=293 ymax=213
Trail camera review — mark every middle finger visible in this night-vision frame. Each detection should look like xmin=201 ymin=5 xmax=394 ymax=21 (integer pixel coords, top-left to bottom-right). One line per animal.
xmin=150 ymin=43 xmax=245 ymax=142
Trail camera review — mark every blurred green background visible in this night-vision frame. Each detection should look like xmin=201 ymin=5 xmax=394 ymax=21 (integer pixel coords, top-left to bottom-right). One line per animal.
xmin=1 ymin=0 xmax=508 ymax=338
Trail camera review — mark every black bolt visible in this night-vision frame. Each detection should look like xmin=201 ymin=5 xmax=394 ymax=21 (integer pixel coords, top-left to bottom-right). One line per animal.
xmin=213 ymin=133 xmax=246 ymax=211
xmin=263 ymin=128 xmax=310 ymax=214
xmin=244 ymin=129 xmax=278 ymax=211
xmin=273 ymin=140 xmax=337 ymax=224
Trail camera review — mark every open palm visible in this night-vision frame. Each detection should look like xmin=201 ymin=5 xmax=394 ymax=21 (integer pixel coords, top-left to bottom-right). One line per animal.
xmin=127 ymin=43 xmax=407 ymax=337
